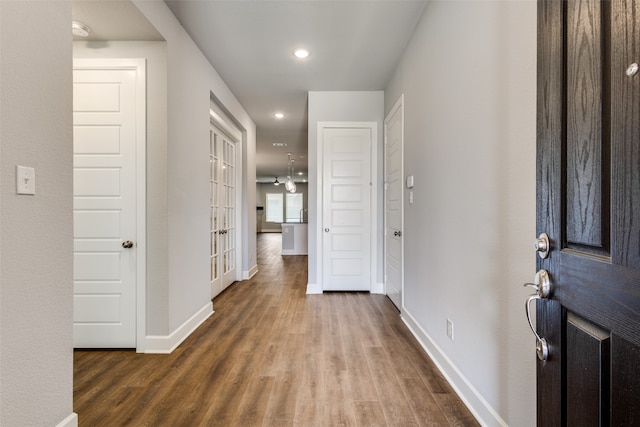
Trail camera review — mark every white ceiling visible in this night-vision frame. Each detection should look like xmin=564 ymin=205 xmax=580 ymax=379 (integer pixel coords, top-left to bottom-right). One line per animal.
xmin=72 ymin=0 xmax=428 ymax=181
xmin=72 ymin=1 xmax=164 ymax=42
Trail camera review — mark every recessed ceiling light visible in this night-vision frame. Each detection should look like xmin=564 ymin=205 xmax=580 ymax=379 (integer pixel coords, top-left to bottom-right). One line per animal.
xmin=72 ymin=21 xmax=91 ymax=38
xmin=293 ymin=48 xmax=310 ymax=59
xmin=297 ymin=172 xmax=304 ymax=176
xmin=274 ymin=113 xmax=284 ymax=119
xmin=273 ymin=142 xmax=288 ymax=147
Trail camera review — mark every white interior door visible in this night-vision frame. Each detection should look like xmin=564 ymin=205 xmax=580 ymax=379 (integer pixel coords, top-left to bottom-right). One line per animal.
xmin=322 ymin=127 xmax=372 ymax=291
xmin=210 ymin=122 xmax=237 ymax=298
xmin=384 ymin=97 xmax=404 ymax=310
xmin=73 ymin=63 xmax=140 ymax=348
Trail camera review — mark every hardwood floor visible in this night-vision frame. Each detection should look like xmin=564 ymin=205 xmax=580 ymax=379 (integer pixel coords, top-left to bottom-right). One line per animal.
xmin=74 ymin=233 xmax=478 ymax=426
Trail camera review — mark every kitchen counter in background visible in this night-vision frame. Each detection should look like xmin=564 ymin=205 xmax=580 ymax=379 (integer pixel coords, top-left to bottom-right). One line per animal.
xmin=282 ymin=222 xmax=308 ymax=255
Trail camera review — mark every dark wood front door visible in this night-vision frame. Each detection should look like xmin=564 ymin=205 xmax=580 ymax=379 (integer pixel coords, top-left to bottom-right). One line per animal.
xmin=537 ymin=0 xmax=640 ymax=425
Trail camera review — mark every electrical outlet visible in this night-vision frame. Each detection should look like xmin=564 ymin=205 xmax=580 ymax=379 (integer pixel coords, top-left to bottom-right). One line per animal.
xmin=447 ymin=318 xmax=454 ymax=340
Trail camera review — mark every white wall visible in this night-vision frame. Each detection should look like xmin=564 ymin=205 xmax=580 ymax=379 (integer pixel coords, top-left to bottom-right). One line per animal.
xmin=132 ymin=1 xmax=257 ymax=334
xmin=384 ymin=1 xmax=537 ymax=425
xmin=0 ymin=1 xmax=75 ymax=425
xmin=307 ymin=91 xmax=384 ymax=289
xmin=73 ymin=41 xmax=169 ymax=336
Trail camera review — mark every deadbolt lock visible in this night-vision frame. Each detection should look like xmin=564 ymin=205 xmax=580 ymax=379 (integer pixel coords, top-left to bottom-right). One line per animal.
xmin=534 ymin=233 xmax=550 ymax=259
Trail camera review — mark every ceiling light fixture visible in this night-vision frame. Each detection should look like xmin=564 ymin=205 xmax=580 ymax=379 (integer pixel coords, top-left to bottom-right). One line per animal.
xmin=272 ymin=142 xmax=288 ymax=147
xmin=285 ymin=153 xmax=297 ymax=193
xmin=293 ymin=48 xmax=310 ymax=59
xmin=274 ymin=113 xmax=285 ymax=119
xmin=72 ymin=21 xmax=91 ymax=38
xmin=273 ymin=177 xmax=280 ymax=186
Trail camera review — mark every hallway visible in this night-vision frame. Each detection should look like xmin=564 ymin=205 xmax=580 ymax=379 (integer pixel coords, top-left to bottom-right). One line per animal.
xmin=73 ymin=233 xmax=478 ymax=426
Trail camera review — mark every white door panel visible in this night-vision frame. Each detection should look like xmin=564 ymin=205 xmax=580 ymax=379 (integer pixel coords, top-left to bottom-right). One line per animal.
xmin=322 ymin=127 xmax=372 ymax=291
xmin=74 ymin=125 xmax=121 ymax=153
xmin=384 ymin=97 xmax=404 ymax=310
xmin=73 ymin=65 xmax=138 ymax=348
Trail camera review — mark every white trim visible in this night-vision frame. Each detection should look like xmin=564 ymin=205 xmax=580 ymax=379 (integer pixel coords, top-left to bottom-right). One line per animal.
xmin=401 ymin=309 xmax=507 ymax=427
xmin=144 ymin=302 xmax=214 ymax=354
xmin=73 ymin=58 xmax=147 ymax=353
xmin=243 ymin=264 xmax=259 ymax=280
xmin=210 ymin=108 xmax=242 ymax=142
xmin=134 ymin=59 xmax=147 ymax=353
xmin=56 ymin=413 xmax=78 ymax=427
xmin=383 ymin=94 xmax=405 ymax=311
xmin=316 ymin=121 xmax=378 ymax=292
xmin=371 ymin=282 xmax=384 ymax=294
xmin=306 ymin=282 xmax=323 ymax=294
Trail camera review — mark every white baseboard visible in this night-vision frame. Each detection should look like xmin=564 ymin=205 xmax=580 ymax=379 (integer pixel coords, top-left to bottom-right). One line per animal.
xmin=144 ymin=302 xmax=214 ymax=354
xmin=371 ymin=282 xmax=384 ymax=294
xmin=56 ymin=413 xmax=78 ymax=427
xmin=306 ymin=282 xmax=323 ymax=294
xmin=401 ymin=309 xmax=507 ymax=427
xmin=243 ymin=264 xmax=258 ymax=280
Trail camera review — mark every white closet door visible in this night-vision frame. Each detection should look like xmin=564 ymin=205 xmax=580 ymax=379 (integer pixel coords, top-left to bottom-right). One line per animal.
xmin=384 ymin=98 xmax=404 ymax=310
xmin=73 ymin=65 xmax=137 ymax=348
xmin=322 ymin=127 xmax=372 ymax=291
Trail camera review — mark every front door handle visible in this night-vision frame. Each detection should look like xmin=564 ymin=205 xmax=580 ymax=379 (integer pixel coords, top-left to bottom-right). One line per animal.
xmin=524 ymin=269 xmax=552 ymax=361
xmin=122 ymin=240 xmax=134 ymax=249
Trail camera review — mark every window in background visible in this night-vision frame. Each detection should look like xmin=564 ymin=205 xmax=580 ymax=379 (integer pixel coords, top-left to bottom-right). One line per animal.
xmin=286 ymin=193 xmax=304 ymax=222
xmin=266 ymin=193 xmax=283 ymax=223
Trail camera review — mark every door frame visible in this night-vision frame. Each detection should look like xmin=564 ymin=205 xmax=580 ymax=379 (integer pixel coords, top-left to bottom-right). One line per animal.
xmin=73 ymin=58 xmax=147 ymax=352
xmin=384 ymin=95 xmax=404 ymax=309
xmin=316 ymin=121 xmax=378 ymax=292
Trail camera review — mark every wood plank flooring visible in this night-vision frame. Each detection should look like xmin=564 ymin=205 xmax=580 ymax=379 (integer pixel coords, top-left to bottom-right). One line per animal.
xmin=74 ymin=233 xmax=479 ymax=426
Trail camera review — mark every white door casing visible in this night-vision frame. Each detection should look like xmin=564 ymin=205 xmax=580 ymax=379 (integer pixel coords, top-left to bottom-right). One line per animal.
xmin=210 ymin=119 xmax=239 ymax=298
xmin=320 ymin=123 xmax=377 ymax=291
xmin=384 ymin=95 xmax=404 ymax=310
xmin=73 ymin=59 xmax=146 ymax=350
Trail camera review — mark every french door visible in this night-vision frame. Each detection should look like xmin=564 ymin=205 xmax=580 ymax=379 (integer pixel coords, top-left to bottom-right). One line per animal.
xmin=210 ymin=122 xmax=237 ymax=298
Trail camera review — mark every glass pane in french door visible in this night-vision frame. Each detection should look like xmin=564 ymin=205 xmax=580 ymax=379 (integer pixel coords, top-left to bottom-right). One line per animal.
xmin=210 ymin=130 xmax=219 ymax=283
xmin=223 ymin=138 xmax=236 ymax=274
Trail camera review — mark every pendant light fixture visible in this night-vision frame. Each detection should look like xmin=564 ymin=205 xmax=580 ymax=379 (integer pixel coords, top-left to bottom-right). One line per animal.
xmin=285 ymin=153 xmax=297 ymax=193
xmin=72 ymin=21 xmax=91 ymax=38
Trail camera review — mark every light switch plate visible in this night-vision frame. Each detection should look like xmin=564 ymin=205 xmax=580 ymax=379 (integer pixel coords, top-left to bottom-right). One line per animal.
xmin=406 ymin=175 xmax=414 ymax=188
xmin=16 ymin=166 xmax=35 ymax=195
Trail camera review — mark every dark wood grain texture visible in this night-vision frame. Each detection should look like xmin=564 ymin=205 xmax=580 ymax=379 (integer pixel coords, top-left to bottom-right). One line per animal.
xmin=611 ymin=0 xmax=640 ymax=268
xmin=566 ymin=0 xmax=605 ymax=248
xmin=74 ymin=233 xmax=478 ymax=426
xmin=566 ymin=313 xmax=610 ymax=425
xmin=538 ymin=0 xmax=640 ymax=425
xmin=611 ymin=335 xmax=640 ymax=426
xmin=536 ymin=1 xmax=565 ymax=424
